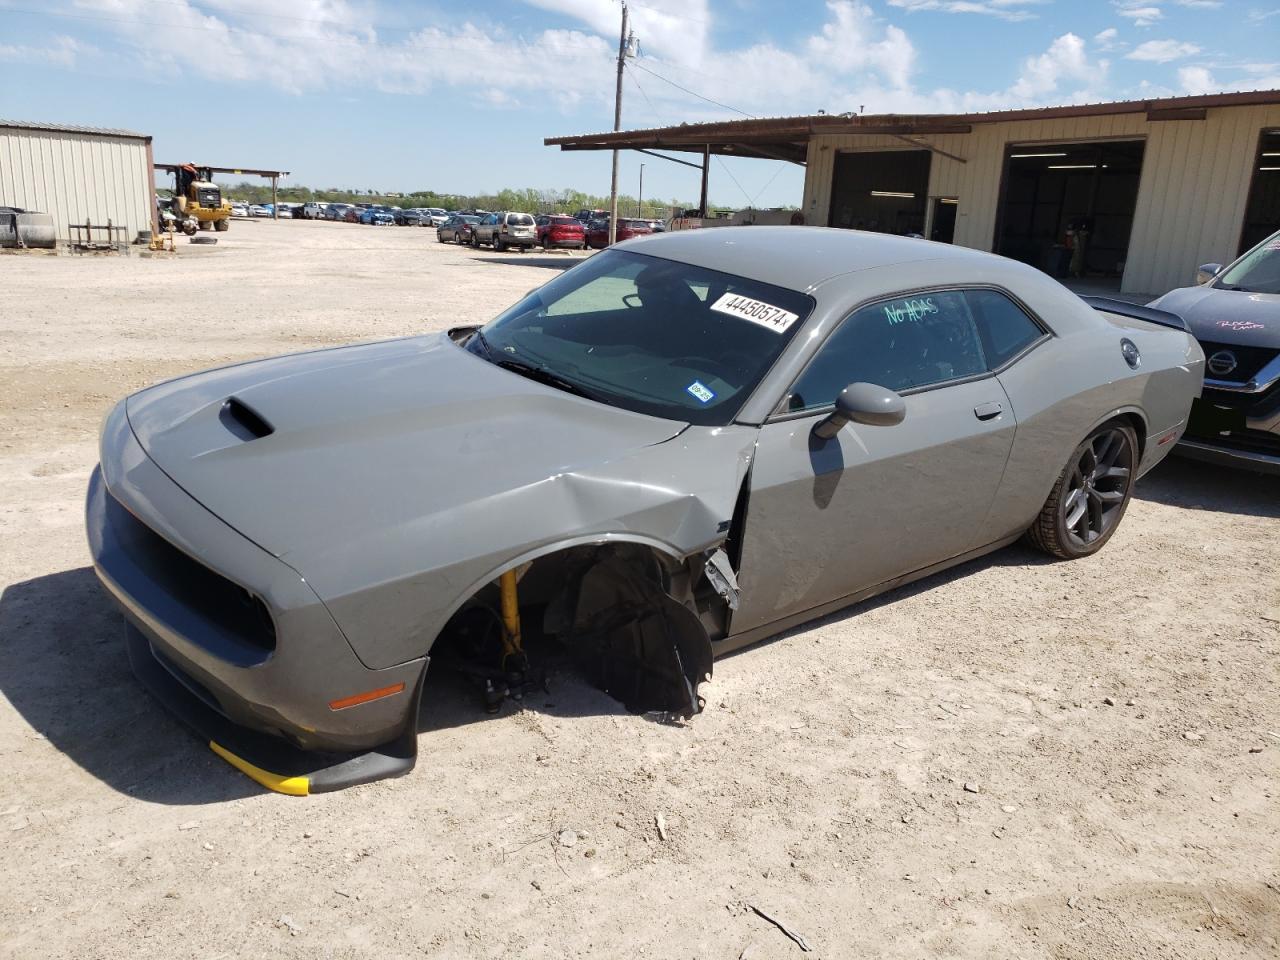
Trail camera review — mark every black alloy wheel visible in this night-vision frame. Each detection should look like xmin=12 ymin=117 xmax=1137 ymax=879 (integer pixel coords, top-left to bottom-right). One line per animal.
xmin=1027 ymin=422 xmax=1138 ymax=559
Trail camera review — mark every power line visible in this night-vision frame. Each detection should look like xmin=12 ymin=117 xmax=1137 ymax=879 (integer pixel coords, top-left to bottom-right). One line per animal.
xmin=624 ymin=63 xmax=663 ymax=124
xmin=629 ymin=61 xmax=754 ymax=118
xmin=715 ymin=156 xmax=754 ymax=207
xmin=627 ymin=0 xmax=713 ymax=26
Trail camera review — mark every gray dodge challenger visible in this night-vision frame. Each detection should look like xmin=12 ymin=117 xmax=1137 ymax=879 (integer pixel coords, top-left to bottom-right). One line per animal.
xmin=86 ymin=227 xmax=1203 ymax=794
xmin=1148 ymin=229 xmax=1280 ymax=474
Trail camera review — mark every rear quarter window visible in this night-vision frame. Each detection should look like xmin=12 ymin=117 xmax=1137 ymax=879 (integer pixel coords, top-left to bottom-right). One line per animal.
xmin=964 ymin=289 xmax=1045 ymax=368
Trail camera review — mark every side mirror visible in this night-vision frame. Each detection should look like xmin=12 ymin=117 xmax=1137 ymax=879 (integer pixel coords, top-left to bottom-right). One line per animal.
xmin=814 ymin=382 xmax=906 ymax=439
xmin=1196 ymin=263 xmax=1222 ymax=285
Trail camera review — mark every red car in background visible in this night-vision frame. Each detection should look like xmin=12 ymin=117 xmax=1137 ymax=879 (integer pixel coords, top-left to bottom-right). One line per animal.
xmin=535 ymin=215 xmax=586 ymax=250
xmin=585 ymin=217 xmax=653 ymax=249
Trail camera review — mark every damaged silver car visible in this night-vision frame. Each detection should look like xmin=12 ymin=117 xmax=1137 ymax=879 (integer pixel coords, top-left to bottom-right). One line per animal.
xmin=86 ymin=227 xmax=1203 ymax=794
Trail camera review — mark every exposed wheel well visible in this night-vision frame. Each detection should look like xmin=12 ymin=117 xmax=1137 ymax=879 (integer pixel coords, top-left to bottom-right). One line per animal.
xmin=1105 ymin=412 xmax=1147 ymax=459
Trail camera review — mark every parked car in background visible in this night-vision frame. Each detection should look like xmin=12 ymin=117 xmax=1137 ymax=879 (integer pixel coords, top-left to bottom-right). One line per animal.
xmin=437 ymin=214 xmax=480 ymax=244
xmin=230 ymin=202 xmax=250 ymax=218
xmin=424 ymin=208 xmax=449 ymax=227
xmin=360 ymin=207 xmax=396 ymax=226
xmin=585 ymin=217 xmax=653 ymax=249
xmin=1147 ymin=228 xmax=1280 ymax=474
xmin=573 ymin=208 xmax=608 ymax=223
xmin=249 ymin=204 xmax=270 ymax=217
xmin=343 ymin=207 xmax=362 ymax=223
xmin=276 ymin=205 xmax=295 ymax=219
xmin=535 ymin=214 xmax=586 ymax=250
xmin=301 ymin=202 xmax=324 ymax=220
xmin=472 ymin=211 xmax=537 ymax=251
xmin=400 ymin=209 xmax=431 ymax=226
xmin=326 ymin=203 xmax=353 ymax=221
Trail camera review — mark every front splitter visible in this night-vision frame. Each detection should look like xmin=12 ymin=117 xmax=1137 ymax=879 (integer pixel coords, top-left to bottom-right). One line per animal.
xmin=125 ymin=622 xmax=420 ymax=795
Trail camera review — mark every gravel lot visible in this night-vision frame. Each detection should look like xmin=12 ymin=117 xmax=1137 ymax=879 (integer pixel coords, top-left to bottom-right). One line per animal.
xmin=1 ymin=219 xmax=1276 ymax=959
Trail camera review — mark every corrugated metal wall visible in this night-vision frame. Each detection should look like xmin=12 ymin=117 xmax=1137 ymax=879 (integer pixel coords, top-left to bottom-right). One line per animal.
xmin=0 ymin=127 xmax=152 ymax=242
xmin=801 ymin=104 xmax=1280 ymax=294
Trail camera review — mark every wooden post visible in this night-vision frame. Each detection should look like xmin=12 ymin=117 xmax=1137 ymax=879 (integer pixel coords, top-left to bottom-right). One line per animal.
xmin=699 ymin=145 xmax=710 ymax=217
xmin=272 ymin=176 xmax=278 ymax=220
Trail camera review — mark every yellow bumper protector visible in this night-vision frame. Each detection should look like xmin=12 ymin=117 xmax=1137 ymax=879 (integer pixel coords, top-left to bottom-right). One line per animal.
xmin=209 ymin=741 xmax=310 ymax=796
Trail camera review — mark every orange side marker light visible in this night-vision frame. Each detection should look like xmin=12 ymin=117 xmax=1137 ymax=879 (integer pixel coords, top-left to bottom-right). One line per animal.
xmin=328 ymin=682 xmax=405 ymax=711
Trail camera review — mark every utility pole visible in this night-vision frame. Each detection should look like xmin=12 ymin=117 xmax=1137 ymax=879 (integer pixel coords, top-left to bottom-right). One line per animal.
xmin=608 ymin=1 xmax=631 ymax=246
xmin=638 ymin=162 xmax=645 ymax=217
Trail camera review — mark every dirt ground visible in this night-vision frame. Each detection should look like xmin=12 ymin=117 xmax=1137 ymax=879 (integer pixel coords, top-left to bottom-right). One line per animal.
xmin=1 ymin=219 xmax=1277 ymax=960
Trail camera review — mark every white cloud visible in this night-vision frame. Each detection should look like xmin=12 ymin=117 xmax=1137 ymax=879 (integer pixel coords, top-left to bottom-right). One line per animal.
xmin=523 ymin=0 xmax=711 ymax=62
xmin=1127 ymin=39 xmax=1201 ymax=61
xmin=7 ymin=1 xmax=1127 ymax=127
xmin=807 ymin=2 xmax=916 ymax=88
xmin=0 ymin=35 xmax=86 ymax=68
xmin=1010 ymin=33 xmax=1100 ymax=99
xmin=886 ymin=0 xmax=1044 ymax=22
xmin=1114 ymin=1 xmax=1163 ymax=26
xmin=1093 ymin=27 xmax=1124 ymax=52
xmin=1172 ymin=0 xmax=1222 ymax=7
xmin=1177 ymin=65 xmax=1217 ymax=93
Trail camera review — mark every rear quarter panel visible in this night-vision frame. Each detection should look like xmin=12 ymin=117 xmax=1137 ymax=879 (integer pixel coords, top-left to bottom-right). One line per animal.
xmin=989 ymin=313 xmax=1203 ymax=540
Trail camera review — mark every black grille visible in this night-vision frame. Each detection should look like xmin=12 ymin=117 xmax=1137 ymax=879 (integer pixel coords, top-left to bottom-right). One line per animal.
xmin=1196 ymin=340 xmax=1278 ymax=383
xmin=1203 ymin=429 xmax=1280 ymax=457
xmin=106 ymin=491 xmax=277 ymax=662
xmin=196 ymin=187 xmax=221 ymax=208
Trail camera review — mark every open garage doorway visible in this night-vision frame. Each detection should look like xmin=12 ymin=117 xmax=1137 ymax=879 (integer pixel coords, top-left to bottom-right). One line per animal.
xmin=1239 ymin=128 xmax=1280 ymax=253
xmin=828 ymin=150 xmax=931 ymax=235
xmin=995 ymin=140 xmax=1145 ymax=289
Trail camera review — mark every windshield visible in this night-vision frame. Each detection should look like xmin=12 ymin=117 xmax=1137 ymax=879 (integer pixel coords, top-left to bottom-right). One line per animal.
xmin=468 ymin=249 xmax=814 ymax=426
xmin=1217 ymin=232 xmax=1280 ymax=294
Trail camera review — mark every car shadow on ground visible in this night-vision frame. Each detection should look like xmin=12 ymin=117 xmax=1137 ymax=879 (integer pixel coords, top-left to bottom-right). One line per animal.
xmin=469 ymin=255 xmax=586 ymax=272
xmin=0 ymin=567 xmax=631 ymax=803
xmin=718 ymin=541 xmax=1060 ymax=661
xmin=1133 ymin=455 xmax=1278 ymax=518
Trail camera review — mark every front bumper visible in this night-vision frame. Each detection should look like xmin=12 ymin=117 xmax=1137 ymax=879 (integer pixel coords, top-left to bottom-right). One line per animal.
xmin=86 ymin=402 xmax=427 ymax=791
xmin=1177 ymin=386 xmax=1280 ymax=475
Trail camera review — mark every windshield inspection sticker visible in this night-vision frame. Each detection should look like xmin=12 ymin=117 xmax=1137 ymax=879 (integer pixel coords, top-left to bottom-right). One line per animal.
xmin=710 ymin=293 xmax=800 ymax=334
xmin=686 ymin=380 xmax=716 ymax=404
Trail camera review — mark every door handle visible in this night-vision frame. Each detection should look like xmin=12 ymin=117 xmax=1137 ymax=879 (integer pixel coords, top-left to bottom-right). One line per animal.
xmin=973 ymin=401 xmax=1004 ymax=421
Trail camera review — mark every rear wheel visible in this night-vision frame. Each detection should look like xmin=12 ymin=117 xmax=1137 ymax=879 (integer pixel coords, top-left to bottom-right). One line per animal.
xmin=471 ymin=232 xmax=480 ymax=248
xmin=494 ymin=234 xmax=505 ymax=252
xmin=214 ymin=218 xmax=229 ymax=232
xmin=1026 ymin=422 xmax=1137 ymax=559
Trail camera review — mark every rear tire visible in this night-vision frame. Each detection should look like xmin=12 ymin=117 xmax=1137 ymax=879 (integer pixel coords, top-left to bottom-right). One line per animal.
xmin=214 ymin=218 xmax=229 ymax=232
xmin=494 ymin=234 xmax=505 ymax=252
xmin=471 ymin=232 xmax=480 ymax=248
xmin=1026 ymin=422 xmax=1138 ymax=560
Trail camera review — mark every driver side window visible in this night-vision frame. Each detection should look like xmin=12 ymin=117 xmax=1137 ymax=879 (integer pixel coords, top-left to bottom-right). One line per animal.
xmin=787 ymin=290 xmax=986 ymax=411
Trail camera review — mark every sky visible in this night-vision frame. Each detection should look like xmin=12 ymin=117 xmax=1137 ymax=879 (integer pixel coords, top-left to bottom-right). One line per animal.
xmin=2 ymin=0 xmax=1278 ymax=208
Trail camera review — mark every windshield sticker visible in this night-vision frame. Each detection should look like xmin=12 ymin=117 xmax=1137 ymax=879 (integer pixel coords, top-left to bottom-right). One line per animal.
xmin=710 ymin=293 xmax=800 ymax=334
xmin=1216 ymin=319 xmax=1265 ymax=331
xmin=686 ymin=380 xmax=716 ymax=404
xmin=882 ymin=296 xmax=939 ymax=325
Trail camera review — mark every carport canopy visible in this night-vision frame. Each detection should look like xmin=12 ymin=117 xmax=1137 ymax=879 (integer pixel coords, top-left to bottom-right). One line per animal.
xmin=544 ymin=91 xmax=1280 ymax=214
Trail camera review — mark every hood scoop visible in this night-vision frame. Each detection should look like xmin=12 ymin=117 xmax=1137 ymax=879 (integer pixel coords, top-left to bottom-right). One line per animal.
xmin=219 ymin=397 xmax=274 ymax=442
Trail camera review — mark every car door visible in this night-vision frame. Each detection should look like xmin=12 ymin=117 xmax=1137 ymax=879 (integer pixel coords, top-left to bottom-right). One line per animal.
xmin=731 ymin=289 xmax=1018 ymax=636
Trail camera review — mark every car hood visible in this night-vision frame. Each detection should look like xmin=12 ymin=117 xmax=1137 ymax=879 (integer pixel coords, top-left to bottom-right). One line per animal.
xmin=125 ymin=334 xmax=686 ymax=564
xmin=1148 ymin=285 xmax=1280 ymax=348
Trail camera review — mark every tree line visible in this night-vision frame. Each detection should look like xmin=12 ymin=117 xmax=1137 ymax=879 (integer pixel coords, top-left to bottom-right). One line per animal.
xmin=213 ymin=182 xmax=690 ymax=219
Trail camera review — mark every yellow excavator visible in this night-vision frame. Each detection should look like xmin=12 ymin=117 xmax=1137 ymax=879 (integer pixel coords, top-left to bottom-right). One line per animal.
xmin=158 ymin=163 xmax=231 ymax=233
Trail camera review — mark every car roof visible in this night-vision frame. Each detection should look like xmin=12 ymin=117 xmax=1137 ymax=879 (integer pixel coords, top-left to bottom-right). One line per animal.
xmin=620 ymin=226 xmax=1003 ymax=292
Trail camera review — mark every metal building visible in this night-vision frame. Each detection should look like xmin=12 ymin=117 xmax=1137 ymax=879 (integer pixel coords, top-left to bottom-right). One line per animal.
xmin=546 ymin=90 xmax=1280 ymax=296
xmin=0 ymin=120 xmax=156 ymax=243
